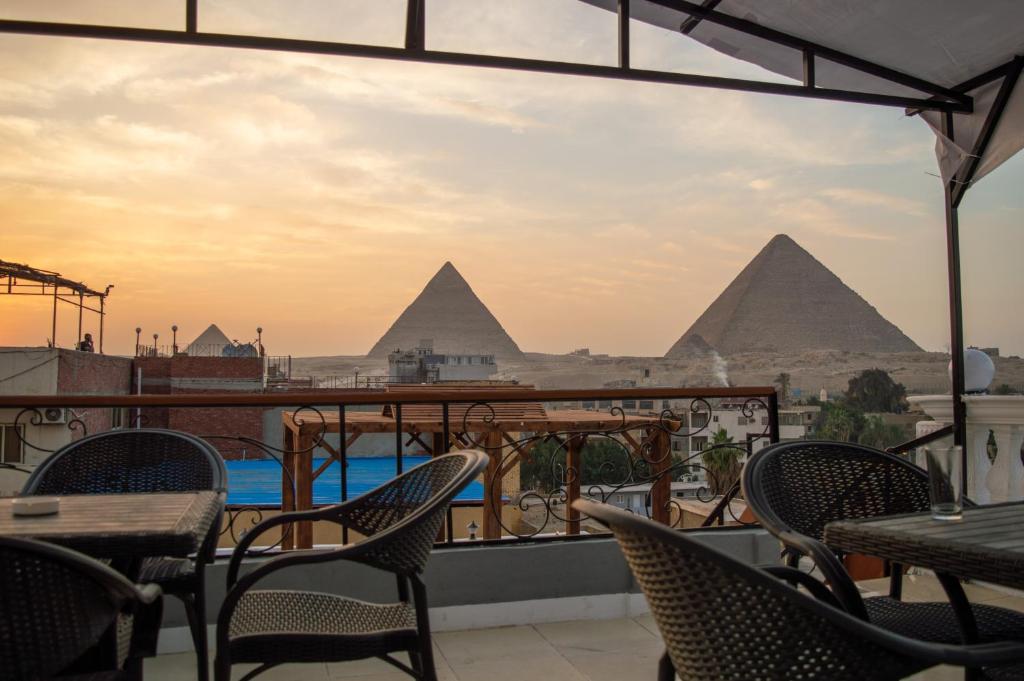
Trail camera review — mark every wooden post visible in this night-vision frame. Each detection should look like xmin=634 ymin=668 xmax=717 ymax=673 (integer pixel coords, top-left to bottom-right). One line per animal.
xmin=296 ymin=429 xmax=315 ymax=549
xmin=566 ymin=435 xmax=583 ymax=535
xmin=280 ymin=425 xmax=297 ymax=550
xmin=648 ymin=427 xmax=671 ymax=525
xmin=481 ymin=429 xmax=503 ymax=540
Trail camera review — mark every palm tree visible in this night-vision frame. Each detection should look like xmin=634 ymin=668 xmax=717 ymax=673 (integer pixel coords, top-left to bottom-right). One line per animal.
xmin=773 ymin=372 xmax=791 ymax=406
xmin=701 ymin=427 xmax=746 ymax=496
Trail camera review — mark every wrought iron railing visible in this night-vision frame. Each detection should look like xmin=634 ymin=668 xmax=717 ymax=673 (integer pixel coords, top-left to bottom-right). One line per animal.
xmin=0 ymin=387 xmax=779 ymax=549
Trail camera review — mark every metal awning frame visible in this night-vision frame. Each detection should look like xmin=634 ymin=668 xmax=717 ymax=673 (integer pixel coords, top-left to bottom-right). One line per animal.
xmin=3 ymin=0 xmax=1022 ymax=477
xmin=0 ymin=259 xmax=112 ymax=353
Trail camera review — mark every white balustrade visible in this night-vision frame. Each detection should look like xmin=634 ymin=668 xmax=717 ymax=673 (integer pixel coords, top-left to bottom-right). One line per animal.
xmin=908 ymin=395 xmax=1024 ymax=504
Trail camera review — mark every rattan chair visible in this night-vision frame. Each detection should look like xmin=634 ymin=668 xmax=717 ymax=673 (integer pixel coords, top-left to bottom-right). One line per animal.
xmin=22 ymin=428 xmax=228 ymax=681
xmin=214 ymin=450 xmax=489 ymax=681
xmin=741 ymin=440 xmax=1024 ymax=645
xmin=0 ymin=535 xmax=163 ymax=681
xmin=575 ymin=498 xmax=1024 ymax=681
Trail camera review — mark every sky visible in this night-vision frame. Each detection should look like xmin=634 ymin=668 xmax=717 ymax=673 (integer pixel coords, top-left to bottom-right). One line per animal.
xmin=1 ymin=0 xmax=1022 ymax=358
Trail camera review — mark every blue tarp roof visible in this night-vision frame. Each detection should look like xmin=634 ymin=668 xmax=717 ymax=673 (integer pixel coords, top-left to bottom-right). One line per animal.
xmin=225 ymin=455 xmax=485 ymax=506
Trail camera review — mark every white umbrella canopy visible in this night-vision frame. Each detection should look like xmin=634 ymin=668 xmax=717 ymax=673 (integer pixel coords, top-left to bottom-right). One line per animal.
xmin=583 ymin=0 xmax=1024 ymax=191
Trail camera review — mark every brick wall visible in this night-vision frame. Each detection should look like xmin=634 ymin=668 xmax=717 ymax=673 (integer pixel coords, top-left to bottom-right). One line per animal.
xmin=56 ymin=350 xmax=132 ymax=439
xmin=135 ymin=356 xmax=264 ymax=460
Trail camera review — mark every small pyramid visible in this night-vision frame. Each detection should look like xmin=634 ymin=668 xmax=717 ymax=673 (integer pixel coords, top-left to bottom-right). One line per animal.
xmin=665 ymin=235 xmax=922 ymax=357
xmin=185 ymin=324 xmax=232 ymax=356
xmin=367 ymin=262 xmax=523 ymax=357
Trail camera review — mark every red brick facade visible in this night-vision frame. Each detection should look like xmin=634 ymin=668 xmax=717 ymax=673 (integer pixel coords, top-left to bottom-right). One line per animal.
xmin=135 ymin=356 xmax=264 ymax=460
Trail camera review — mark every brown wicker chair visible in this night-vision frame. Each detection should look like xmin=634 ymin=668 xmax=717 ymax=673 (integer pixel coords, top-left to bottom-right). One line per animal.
xmin=575 ymin=498 xmax=1024 ymax=681
xmin=22 ymin=428 xmax=227 ymax=681
xmin=0 ymin=535 xmax=162 ymax=681
xmin=214 ymin=450 xmax=489 ymax=681
xmin=741 ymin=440 xmax=1024 ymax=645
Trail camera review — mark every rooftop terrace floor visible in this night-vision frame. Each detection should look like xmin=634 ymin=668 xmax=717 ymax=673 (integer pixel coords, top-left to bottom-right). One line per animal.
xmin=146 ymin=574 xmax=1024 ymax=681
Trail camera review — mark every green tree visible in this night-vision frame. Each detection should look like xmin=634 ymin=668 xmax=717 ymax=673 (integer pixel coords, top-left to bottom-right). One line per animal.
xmin=857 ymin=414 xmax=908 ymax=450
xmin=702 ymin=427 xmax=745 ymax=496
xmin=844 ymin=368 xmax=907 ymax=414
xmin=774 ymin=372 xmax=792 ymax=406
xmin=815 ymin=402 xmax=866 ymax=442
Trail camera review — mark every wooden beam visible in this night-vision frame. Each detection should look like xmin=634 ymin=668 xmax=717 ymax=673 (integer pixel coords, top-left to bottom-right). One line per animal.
xmin=647 ymin=428 xmax=671 ymax=525
xmin=566 ymin=434 xmax=587 ymax=535
xmin=481 ymin=430 xmax=504 ymax=539
xmin=280 ymin=427 xmax=297 ymax=550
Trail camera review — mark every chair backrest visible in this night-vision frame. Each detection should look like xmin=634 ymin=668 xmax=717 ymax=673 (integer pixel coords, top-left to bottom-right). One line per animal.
xmin=742 ymin=440 xmax=932 ymax=542
xmin=575 ymin=500 xmax=928 ymax=681
xmin=331 ymin=450 xmax=489 ymax=575
xmin=0 ymin=536 xmax=140 ymax=679
xmin=22 ymin=428 xmax=227 ymax=496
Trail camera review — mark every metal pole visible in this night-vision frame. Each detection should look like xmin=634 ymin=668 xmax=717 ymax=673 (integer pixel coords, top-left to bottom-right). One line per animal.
xmin=77 ymin=291 xmax=84 ymax=346
xmin=51 ymin=285 xmax=57 ymax=347
xmin=941 ymin=111 xmax=968 ymax=492
xmin=99 ymin=297 xmax=105 ymax=354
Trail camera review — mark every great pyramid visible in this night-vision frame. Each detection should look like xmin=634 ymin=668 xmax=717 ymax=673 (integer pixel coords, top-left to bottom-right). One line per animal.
xmin=367 ymin=262 xmax=523 ymax=358
xmin=665 ymin=234 xmax=922 ymax=357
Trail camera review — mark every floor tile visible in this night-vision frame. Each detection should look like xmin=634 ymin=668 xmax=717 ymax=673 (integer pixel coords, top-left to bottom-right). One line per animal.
xmin=535 ymin=617 xmax=661 ymax=657
xmin=434 ymin=625 xmax=557 ymax=666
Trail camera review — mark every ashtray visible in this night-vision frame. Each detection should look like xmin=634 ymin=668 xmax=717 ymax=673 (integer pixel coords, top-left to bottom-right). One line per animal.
xmin=11 ymin=497 xmax=61 ymax=516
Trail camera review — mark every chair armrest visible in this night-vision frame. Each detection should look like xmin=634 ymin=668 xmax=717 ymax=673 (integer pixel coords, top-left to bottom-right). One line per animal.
xmin=134 ymin=582 xmax=162 ymax=605
xmin=762 ymin=565 xmax=842 ymax=609
xmin=226 ymin=506 xmax=340 ymax=587
xmin=777 ymin=530 xmax=869 ymax=621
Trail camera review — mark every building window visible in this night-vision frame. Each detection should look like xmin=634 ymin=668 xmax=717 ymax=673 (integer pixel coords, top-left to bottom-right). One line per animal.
xmin=712 ymin=415 xmax=719 ymax=422
xmin=639 ymin=400 xmax=654 ymax=410
xmin=582 ymin=401 xmax=595 ymax=409
xmin=599 ymin=400 xmax=612 ymax=409
xmin=111 ymin=407 xmax=125 ymax=429
xmin=622 ymin=399 xmax=636 ymax=409
xmin=692 ymin=436 xmax=708 ymax=451
xmin=1 ymin=425 xmax=25 ymax=464
xmin=662 ymin=400 xmax=670 ymax=409
xmin=615 ymin=495 xmax=625 ymax=504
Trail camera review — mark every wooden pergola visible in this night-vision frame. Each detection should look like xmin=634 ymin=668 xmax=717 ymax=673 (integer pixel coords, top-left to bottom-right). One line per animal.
xmin=281 ymin=398 xmax=679 ymax=548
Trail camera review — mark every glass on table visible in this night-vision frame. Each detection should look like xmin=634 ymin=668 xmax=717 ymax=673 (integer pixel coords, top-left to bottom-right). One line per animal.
xmin=921 ymin=445 xmax=963 ymax=520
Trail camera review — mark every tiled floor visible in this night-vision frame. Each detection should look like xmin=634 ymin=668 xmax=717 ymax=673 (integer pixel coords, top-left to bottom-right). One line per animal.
xmin=147 ymin=575 xmax=1024 ymax=681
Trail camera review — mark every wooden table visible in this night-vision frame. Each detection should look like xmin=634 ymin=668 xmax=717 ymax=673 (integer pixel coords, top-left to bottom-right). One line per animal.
xmin=0 ymin=491 xmax=223 ymax=561
xmin=825 ymin=501 xmax=1024 ymax=591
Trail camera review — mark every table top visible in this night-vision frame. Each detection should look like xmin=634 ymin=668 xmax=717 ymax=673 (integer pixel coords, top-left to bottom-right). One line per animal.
xmin=0 ymin=491 xmax=223 ymax=560
xmin=825 ymin=501 xmax=1024 ymax=590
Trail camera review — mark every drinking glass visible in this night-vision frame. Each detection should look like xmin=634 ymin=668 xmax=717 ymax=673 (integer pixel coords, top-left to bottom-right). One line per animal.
xmin=922 ymin=445 xmax=963 ymax=520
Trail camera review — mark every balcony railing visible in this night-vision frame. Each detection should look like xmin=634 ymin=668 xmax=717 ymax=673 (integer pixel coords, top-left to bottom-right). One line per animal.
xmin=0 ymin=386 xmax=779 ymax=550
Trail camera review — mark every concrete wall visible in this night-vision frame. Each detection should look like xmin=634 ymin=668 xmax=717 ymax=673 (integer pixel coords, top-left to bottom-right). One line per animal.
xmin=159 ymin=527 xmax=780 ymax=652
xmin=0 ymin=348 xmax=132 ymax=495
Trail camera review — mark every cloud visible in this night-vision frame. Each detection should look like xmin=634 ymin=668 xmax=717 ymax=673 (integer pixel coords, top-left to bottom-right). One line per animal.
xmin=819 ymin=187 xmax=927 ymax=217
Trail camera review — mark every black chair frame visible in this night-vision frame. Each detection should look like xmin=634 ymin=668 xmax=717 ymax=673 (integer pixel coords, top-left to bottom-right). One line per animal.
xmin=22 ymin=427 xmax=228 ymax=681
xmin=741 ymin=440 xmax=1024 ymax=647
xmin=576 ymin=499 xmax=1024 ymax=681
xmin=215 ymin=450 xmax=489 ymax=681
xmin=0 ymin=535 xmax=163 ymax=681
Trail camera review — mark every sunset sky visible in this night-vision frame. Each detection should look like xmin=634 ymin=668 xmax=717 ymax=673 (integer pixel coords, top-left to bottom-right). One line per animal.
xmin=2 ymin=1 xmax=1023 ymax=358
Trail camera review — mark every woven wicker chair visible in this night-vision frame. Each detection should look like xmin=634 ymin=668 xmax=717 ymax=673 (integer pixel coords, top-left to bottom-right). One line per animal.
xmin=22 ymin=428 xmax=228 ymax=681
xmin=0 ymin=535 xmax=163 ymax=681
xmin=741 ymin=440 xmax=1024 ymax=645
xmin=214 ymin=450 xmax=489 ymax=681
xmin=575 ymin=498 xmax=1024 ymax=681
